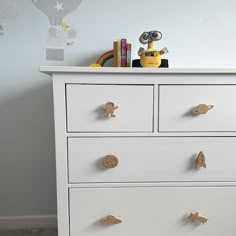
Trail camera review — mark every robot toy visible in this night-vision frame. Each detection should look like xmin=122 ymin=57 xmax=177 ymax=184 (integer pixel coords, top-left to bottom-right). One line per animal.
xmin=133 ymin=30 xmax=169 ymax=68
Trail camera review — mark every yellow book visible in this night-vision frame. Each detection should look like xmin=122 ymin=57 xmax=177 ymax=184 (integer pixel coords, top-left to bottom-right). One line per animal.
xmin=113 ymin=40 xmax=121 ymax=67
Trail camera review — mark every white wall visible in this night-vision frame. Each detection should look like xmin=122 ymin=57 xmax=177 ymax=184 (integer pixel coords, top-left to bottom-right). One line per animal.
xmin=0 ymin=0 xmax=236 ymax=217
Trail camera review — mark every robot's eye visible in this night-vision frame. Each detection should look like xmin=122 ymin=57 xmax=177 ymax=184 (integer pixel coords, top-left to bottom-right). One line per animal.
xmin=139 ymin=32 xmax=150 ymax=44
xmin=150 ymin=31 xmax=162 ymax=41
xmin=142 ymin=33 xmax=149 ymax=40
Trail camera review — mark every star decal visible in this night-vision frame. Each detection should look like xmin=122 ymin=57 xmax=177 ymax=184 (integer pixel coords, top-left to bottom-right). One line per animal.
xmin=53 ymin=1 xmax=64 ymax=12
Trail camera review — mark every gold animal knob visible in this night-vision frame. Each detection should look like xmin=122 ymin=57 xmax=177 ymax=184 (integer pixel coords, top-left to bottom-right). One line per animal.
xmin=196 ymin=151 xmax=206 ymax=169
xmin=188 ymin=212 xmax=208 ymax=224
xmin=103 ymin=155 xmax=119 ymax=168
xmin=103 ymin=102 xmax=118 ymax=117
xmin=192 ymin=104 xmax=214 ymax=114
xmin=101 ymin=215 xmax=122 ymax=225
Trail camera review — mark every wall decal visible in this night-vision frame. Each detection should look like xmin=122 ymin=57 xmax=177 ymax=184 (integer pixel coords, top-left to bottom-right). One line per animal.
xmin=32 ymin=0 xmax=82 ymax=61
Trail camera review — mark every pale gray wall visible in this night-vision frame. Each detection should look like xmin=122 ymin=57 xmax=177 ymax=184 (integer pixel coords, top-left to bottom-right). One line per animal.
xmin=0 ymin=0 xmax=236 ymax=216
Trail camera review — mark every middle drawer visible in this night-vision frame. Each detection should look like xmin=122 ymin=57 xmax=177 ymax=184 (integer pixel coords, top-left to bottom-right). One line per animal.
xmin=68 ymin=137 xmax=236 ymax=183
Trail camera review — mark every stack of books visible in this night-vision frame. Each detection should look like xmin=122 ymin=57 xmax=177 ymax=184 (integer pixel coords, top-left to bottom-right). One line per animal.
xmin=113 ymin=39 xmax=132 ymax=67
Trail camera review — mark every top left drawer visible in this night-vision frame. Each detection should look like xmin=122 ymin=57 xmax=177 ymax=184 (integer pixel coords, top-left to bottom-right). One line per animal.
xmin=66 ymin=84 xmax=154 ymax=133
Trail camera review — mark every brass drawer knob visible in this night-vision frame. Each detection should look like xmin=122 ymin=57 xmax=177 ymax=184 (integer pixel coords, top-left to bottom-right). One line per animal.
xmin=188 ymin=212 xmax=208 ymax=224
xmin=103 ymin=155 xmax=119 ymax=168
xmin=192 ymin=104 xmax=214 ymax=114
xmin=101 ymin=215 xmax=122 ymax=225
xmin=196 ymin=151 xmax=206 ymax=169
xmin=103 ymin=102 xmax=118 ymax=117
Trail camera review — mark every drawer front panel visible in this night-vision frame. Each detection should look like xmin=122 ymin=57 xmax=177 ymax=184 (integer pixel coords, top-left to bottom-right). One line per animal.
xmin=70 ymin=187 xmax=236 ymax=236
xmin=159 ymin=85 xmax=236 ymax=132
xmin=66 ymin=84 xmax=154 ymax=132
xmin=68 ymin=137 xmax=236 ymax=183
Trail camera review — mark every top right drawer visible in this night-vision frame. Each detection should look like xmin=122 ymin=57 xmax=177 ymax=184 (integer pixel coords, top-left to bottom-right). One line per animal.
xmin=159 ymin=85 xmax=236 ymax=132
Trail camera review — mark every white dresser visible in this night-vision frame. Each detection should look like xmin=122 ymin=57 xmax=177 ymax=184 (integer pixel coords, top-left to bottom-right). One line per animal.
xmin=40 ymin=67 xmax=236 ymax=236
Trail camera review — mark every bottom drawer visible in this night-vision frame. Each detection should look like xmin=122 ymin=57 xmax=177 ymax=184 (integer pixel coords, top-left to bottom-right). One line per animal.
xmin=70 ymin=187 xmax=236 ymax=236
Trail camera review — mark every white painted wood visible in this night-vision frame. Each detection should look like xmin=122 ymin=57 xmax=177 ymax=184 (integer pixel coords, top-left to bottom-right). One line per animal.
xmin=44 ymin=67 xmax=236 ymax=236
xmin=66 ymin=85 xmax=154 ymax=132
xmin=68 ymin=137 xmax=236 ymax=183
xmin=52 ymin=75 xmax=70 ymax=236
xmin=159 ymin=85 xmax=236 ymax=132
xmin=153 ymin=85 xmax=159 ymax=132
xmin=69 ymin=187 xmax=236 ymax=236
xmin=39 ymin=66 xmax=236 ymax=75
xmin=0 ymin=215 xmax=57 ymax=230
xmin=68 ymin=182 xmax=236 ymax=188
xmin=44 ymin=71 xmax=236 ymax=85
xmin=66 ymin=131 xmax=236 ymax=136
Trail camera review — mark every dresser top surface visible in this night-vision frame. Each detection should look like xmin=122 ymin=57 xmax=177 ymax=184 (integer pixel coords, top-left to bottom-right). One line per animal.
xmin=39 ymin=66 xmax=236 ymax=75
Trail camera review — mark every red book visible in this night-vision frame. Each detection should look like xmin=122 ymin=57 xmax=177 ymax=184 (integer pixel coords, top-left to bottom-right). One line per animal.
xmin=120 ymin=38 xmax=127 ymax=67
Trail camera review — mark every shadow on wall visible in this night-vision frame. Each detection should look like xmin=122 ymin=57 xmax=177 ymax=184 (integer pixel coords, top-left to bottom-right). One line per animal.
xmin=0 ymin=82 xmax=57 ymax=216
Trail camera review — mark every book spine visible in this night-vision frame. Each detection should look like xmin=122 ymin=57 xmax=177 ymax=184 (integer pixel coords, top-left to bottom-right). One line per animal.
xmin=116 ymin=40 xmax=121 ymax=67
xmin=120 ymin=38 xmax=127 ymax=67
xmin=113 ymin=41 xmax=119 ymax=67
xmin=126 ymin=43 xmax=131 ymax=67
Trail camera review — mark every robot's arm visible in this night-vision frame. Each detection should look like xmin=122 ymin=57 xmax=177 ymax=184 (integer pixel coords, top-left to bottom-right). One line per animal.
xmin=138 ymin=47 xmax=145 ymax=56
xmin=160 ymin=47 xmax=169 ymax=55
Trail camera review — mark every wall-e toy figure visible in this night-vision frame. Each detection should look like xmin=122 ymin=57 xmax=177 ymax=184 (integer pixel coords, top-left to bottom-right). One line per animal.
xmin=135 ymin=30 xmax=169 ymax=68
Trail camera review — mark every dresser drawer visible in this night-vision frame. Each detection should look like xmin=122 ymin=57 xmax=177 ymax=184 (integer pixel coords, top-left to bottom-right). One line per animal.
xmin=66 ymin=84 xmax=154 ymax=132
xmin=159 ymin=85 xmax=236 ymax=132
xmin=68 ymin=137 xmax=236 ymax=183
xmin=70 ymin=187 xmax=236 ymax=236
